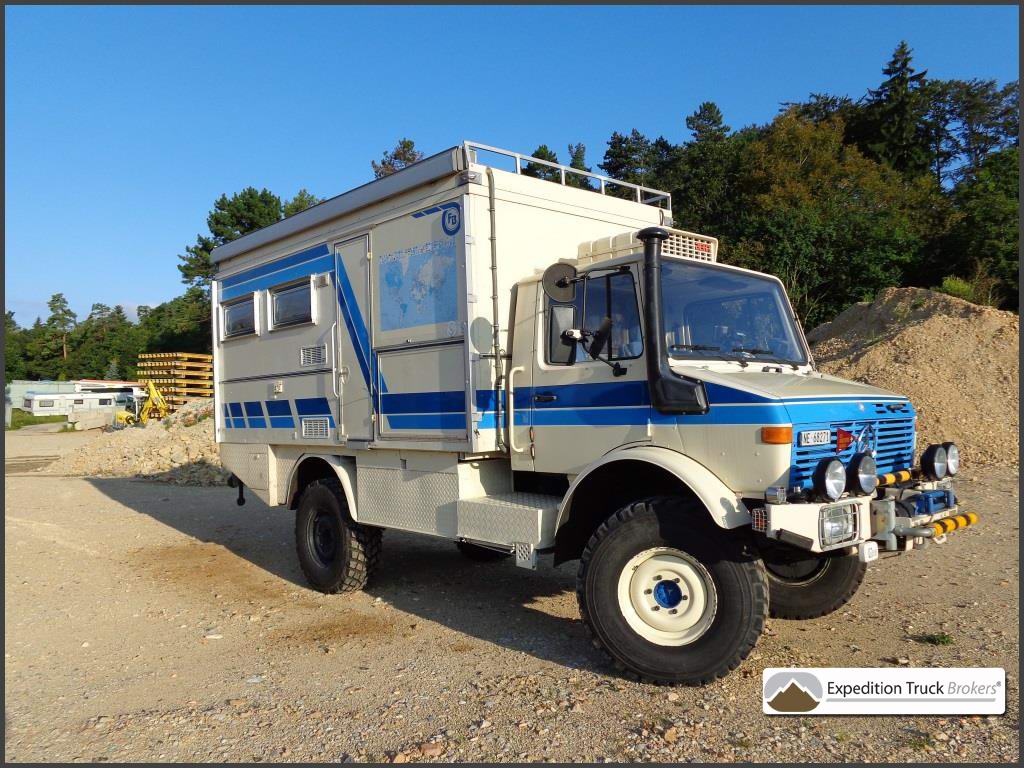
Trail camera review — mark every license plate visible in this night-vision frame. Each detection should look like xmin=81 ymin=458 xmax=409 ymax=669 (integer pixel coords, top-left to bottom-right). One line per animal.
xmin=799 ymin=429 xmax=831 ymax=447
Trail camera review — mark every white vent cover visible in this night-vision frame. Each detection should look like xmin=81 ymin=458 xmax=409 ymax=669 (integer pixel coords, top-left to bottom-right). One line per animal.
xmin=577 ymin=227 xmax=718 ymax=265
xmin=300 ymin=345 xmax=327 ymax=367
xmin=301 ymin=417 xmax=330 ymax=439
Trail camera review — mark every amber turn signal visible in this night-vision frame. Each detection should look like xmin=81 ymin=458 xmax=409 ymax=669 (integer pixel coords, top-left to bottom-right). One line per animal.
xmin=761 ymin=426 xmax=793 ymax=444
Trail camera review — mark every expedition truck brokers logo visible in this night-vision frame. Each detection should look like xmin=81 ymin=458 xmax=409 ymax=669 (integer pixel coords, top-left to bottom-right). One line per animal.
xmin=763 ymin=668 xmax=1005 ymax=715
xmin=412 ymin=202 xmax=461 ymax=236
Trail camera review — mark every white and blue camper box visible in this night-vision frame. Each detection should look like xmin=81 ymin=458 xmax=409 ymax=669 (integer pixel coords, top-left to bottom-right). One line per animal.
xmin=210 ymin=143 xmax=670 ymax=501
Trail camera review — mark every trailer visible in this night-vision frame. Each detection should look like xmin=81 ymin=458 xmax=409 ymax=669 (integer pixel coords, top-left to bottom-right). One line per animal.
xmin=212 ymin=142 xmax=967 ymax=684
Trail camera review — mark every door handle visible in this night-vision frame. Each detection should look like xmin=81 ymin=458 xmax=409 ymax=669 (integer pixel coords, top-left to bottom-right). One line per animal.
xmin=508 ymin=366 xmax=525 ymax=454
xmin=534 ymin=394 xmax=557 ymax=403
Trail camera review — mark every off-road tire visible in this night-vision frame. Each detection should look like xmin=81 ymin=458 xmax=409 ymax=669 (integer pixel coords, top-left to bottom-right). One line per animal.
xmin=765 ymin=551 xmax=866 ymax=619
xmin=576 ymin=496 xmax=768 ymax=686
xmin=295 ymin=478 xmax=381 ymax=594
xmin=456 ymin=541 xmax=511 ymax=561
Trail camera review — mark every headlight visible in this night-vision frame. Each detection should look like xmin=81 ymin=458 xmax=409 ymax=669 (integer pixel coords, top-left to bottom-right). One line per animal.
xmin=942 ymin=442 xmax=960 ymax=476
xmin=813 ymin=458 xmax=846 ymax=501
xmin=921 ymin=444 xmax=948 ymax=480
xmin=848 ymin=453 xmax=878 ymax=495
xmin=820 ymin=504 xmax=858 ymax=546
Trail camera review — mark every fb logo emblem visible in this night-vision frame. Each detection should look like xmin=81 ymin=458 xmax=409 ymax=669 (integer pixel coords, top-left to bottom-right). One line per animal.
xmin=442 ymin=205 xmax=461 ymax=236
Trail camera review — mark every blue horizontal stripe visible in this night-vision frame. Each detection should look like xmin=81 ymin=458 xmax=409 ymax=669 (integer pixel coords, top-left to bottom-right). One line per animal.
xmin=228 ymin=402 xmax=243 ymax=417
xmin=381 ymin=390 xmax=464 ymax=415
xmin=231 ymin=418 xmax=246 ymax=429
xmin=269 ymin=416 xmax=295 ymax=428
xmin=247 ymin=417 xmax=267 ymax=429
xmin=220 ymin=244 xmax=330 ymax=289
xmin=243 ymin=401 xmax=264 ymax=417
xmin=220 ymin=254 xmax=333 ymax=301
xmin=386 ymin=413 xmax=465 ymax=430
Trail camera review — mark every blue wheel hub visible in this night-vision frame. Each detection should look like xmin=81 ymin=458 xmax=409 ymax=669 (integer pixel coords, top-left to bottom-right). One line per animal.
xmin=653 ymin=579 xmax=683 ymax=609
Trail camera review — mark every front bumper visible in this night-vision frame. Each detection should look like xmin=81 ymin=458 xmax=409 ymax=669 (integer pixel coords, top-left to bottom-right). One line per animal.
xmin=755 ymin=476 xmax=969 ymax=559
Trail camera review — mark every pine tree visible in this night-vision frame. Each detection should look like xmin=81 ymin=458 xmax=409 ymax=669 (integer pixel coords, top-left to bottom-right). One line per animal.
xmin=565 ymin=143 xmax=594 ymax=190
xmin=521 ymin=145 xmax=560 ymax=182
xmin=371 ymin=139 xmax=424 ymax=178
xmin=867 ymin=41 xmax=931 ymax=175
xmin=284 ymin=189 xmax=323 ymax=218
xmin=45 ymin=293 xmax=77 ymax=362
xmin=686 ymin=102 xmax=731 ymax=143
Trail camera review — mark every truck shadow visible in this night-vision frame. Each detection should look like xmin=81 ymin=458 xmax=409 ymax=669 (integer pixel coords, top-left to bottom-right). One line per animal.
xmin=86 ymin=476 xmax=611 ymax=677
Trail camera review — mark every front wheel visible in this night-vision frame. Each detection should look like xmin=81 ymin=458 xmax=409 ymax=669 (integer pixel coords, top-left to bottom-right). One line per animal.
xmin=765 ymin=550 xmax=866 ymax=619
xmin=576 ymin=496 xmax=768 ymax=685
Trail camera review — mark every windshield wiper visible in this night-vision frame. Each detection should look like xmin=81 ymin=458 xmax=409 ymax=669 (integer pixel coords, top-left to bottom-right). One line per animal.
xmin=668 ymin=343 xmax=721 ymax=354
xmin=731 ymin=346 xmax=773 ymax=355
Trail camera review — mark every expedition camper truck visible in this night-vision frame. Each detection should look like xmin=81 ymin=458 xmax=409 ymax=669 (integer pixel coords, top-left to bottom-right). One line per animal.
xmin=212 ymin=142 xmax=969 ymax=684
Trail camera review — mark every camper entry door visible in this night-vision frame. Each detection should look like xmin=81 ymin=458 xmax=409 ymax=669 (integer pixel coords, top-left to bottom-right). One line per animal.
xmin=334 ymin=235 xmax=375 ymax=442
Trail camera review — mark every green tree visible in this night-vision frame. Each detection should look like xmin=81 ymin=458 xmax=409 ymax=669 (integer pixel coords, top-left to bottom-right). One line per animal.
xmin=943 ymin=146 xmax=1019 ymax=308
xmin=284 ymin=188 xmax=323 ymax=218
xmin=44 ymin=293 xmax=77 ymax=366
xmin=865 ymin=41 xmax=932 ymax=175
xmin=600 ymin=129 xmax=655 ymax=196
xmin=686 ymin=101 xmax=730 ymax=143
xmin=565 ymin=143 xmax=594 ymax=190
xmin=4 ymin=312 xmax=27 ymax=382
xmin=137 ymin=287 xmax=212 ymax=355
xmin=371 ymin=138 xmax=424 ymax=178
xmin=178 ymin=187 xmax=284 ymax=290
xmin=727 ymin=112 xmax=946 ymax=326
xmin=521 ymin=144 xmax=561 ymax=182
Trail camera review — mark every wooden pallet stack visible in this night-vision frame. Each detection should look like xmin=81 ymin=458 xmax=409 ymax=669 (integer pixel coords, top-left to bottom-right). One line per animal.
xmin=136 ymin=352 xmax=213 ymax=412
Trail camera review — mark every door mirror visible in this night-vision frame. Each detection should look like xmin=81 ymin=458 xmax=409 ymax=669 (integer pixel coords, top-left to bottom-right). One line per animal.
xmin=541 ymin=262 xmax=577 ymax=303
xmin=548 ymin=304 xmax=577 ymax=365
xmin=589 ymin=316 xmax=613 ymax=359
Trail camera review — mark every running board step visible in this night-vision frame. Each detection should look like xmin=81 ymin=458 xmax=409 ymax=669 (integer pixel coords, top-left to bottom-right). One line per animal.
xmin=456 ymin=493 xmax=561 ymax=569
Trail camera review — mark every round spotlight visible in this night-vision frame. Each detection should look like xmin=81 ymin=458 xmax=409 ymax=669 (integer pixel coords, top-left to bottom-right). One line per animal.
xmin=942 ymin=442 xmax=960 ymax=476
xmin=813 ymin=458 xmax=846 ymax=501
xmin=921 ymin=444 xmax=948 ymax=480
xmin=848 ymin=453 xmax=878 ymax=495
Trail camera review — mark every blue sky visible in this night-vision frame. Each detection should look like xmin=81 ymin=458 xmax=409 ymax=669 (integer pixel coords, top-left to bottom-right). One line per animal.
xmin=5 ymin=5 xmax=1018 ymax=323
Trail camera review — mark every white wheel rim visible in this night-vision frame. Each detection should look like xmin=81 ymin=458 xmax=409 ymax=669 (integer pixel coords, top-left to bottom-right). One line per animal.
xmin=616 ymin=547 xmax=718 ymax=647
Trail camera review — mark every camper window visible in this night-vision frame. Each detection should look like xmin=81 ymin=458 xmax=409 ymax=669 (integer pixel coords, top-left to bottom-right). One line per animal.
xmin=39 ymin=399 xmax=54 ymax=408
xmin=223 ymin=296 xmax=256 ymax=338
xmin=271 ymin=281 xmax=312 ymax=329
xmin=74 ymin=399 xmax=84 ymax=405
xmin=99 ymin=398 xmax=112 ymax=406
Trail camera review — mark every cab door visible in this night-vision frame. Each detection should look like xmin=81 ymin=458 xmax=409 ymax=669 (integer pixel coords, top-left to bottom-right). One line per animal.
xmin=529 ymin=265 xmax=651 ymax=474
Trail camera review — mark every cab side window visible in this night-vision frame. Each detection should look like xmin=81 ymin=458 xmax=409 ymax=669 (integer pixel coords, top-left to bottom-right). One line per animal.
xmin=545 ymin=269 xmax=643 ymax=365
xmin=582 ymin=271 xmax=643 ymax=361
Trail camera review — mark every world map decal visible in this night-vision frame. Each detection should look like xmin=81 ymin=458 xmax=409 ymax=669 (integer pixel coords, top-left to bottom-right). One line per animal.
xmin=379 ymin=238 xmax=458 ymax=331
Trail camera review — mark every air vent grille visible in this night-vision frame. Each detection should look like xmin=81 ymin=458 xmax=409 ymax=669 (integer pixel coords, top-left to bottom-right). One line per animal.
xmin=662 ymin=232 xmax=717 ymax=262
xmin=301 ymin=417 xmax=330 ymax=439
xmin=300 ymin=345 xmax=327 ymax=367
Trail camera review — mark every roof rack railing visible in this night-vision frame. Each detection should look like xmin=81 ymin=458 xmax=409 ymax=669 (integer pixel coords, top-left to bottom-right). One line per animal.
xmin=463 ymin=141 xmax=672 ymax=211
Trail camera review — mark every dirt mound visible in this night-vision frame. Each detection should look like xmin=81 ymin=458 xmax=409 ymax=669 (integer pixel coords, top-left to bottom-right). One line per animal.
xmin=808 ymin=287 xmax=1019 ymax=467
xmin=56 ymin=399 xmax=228 ymax=485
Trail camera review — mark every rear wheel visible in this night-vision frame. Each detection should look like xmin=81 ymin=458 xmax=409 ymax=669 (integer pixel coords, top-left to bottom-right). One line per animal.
xmin=295 ymin=478 xmax=381 ymax=593
xmin=576 ymin=496 xmax=768 ymax=685
xmin=765 ymin=550 xmax=866 ymax=619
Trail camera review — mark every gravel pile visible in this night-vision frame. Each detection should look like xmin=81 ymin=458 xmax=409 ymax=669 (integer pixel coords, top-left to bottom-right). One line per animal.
xmin=56 ymin=399 xmax=228 ymax=486
xmin=808 ymin=287 xmax=1019 ymax=468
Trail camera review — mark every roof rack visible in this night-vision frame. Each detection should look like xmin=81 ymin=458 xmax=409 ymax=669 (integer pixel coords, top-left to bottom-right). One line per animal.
xmin=463 ymin=141 xmax=672 ymax=212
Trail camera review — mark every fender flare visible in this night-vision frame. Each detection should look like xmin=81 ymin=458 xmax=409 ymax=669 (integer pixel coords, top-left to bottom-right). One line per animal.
xmin=285 ymin=453 xmax=358 ymax=519
xmin=556 ymin=445 xmax=751 ymax=531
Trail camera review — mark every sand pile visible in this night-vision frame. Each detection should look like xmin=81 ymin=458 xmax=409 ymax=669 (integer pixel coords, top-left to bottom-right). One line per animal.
xmin=808 ymin=287 xmax=1019 ymax=467
xmin=57 ymin=399 xmax=228 ymax=485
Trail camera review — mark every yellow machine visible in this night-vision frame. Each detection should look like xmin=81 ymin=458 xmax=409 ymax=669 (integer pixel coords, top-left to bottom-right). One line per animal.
xmin=115 ymin=381 xmax=171 ymax=426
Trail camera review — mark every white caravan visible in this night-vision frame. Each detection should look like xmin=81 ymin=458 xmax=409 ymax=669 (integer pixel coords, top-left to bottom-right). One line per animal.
xmin=212 ymin=142 xmax=966 ymax=684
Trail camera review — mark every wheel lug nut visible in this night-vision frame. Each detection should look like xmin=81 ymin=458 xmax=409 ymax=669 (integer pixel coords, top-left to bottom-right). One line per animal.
xmin=681 ymin=595 xmax=688 ymax=600
xmin=652 ymin=606 xmax=660 ymax=611
xmin=669 ymin=609 xmax=678 ymax=614
xmin=673 ymin=577 xmax=680 ymax=583
xmin=654 ymin=575 xmax=662 ymax=581
xmin=644 ymin=589 xmax=652 ymax=595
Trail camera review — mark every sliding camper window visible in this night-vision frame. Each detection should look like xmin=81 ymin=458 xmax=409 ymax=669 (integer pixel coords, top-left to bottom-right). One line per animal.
xmin=271 ymin=281 xmax=312 ymax=329
xmin=223 ymin=296 xmax=256 ymax=338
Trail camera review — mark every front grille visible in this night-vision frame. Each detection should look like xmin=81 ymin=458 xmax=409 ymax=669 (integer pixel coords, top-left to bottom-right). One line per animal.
xmin=791 ymin=416 xmax=915 ymax=489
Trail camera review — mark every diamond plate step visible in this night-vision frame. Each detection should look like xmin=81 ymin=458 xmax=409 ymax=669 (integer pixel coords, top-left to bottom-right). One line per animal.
xmin=456 ymin=492 xmax=560 ymax=550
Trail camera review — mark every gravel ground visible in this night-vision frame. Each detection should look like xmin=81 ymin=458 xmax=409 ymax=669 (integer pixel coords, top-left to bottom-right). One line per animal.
xmin=4 ymin=431 xmax=1019 ymax=763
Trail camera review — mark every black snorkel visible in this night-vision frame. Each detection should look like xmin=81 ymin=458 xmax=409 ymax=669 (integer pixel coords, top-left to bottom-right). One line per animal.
xmin=638 ymin=227 xmax=709 ymax=415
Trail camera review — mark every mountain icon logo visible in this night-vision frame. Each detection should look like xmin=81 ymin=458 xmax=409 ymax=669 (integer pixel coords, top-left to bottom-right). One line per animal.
xmin=763 ymin=671 xmax=823 ymax=713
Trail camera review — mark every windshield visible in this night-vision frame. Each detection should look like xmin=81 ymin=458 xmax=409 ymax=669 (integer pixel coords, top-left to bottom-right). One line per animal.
xmin=660 ymin=260 xmax=808 ymax=366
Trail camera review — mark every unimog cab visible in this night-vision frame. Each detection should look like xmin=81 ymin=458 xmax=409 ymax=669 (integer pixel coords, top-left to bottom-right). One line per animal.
xmin=212 ymin=142 xmax=968 ymax=684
